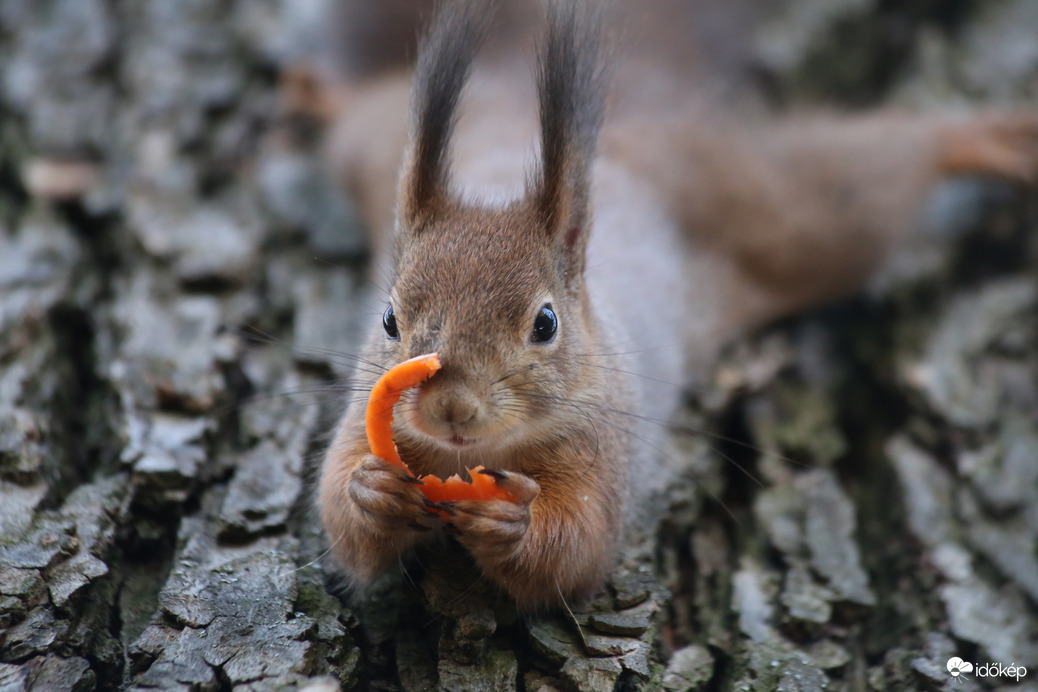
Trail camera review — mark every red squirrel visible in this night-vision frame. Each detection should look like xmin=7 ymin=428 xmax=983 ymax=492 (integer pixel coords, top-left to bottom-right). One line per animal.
xmin=316 ymin=0 xmax=1038 ymax=610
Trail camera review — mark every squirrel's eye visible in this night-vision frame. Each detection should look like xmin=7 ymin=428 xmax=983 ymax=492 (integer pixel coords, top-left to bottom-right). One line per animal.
xmin=383 ymin=305 xmax=400 ymax=340
xmin=530 ymin=304 xmax=557 ymax=344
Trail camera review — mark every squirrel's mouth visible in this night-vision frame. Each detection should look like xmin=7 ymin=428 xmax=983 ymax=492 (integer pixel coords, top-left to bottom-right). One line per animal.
xmin=446 ymin=434 xmax=475 ymax=447
xmin=403 ymin=406 xmax=490 ymax=450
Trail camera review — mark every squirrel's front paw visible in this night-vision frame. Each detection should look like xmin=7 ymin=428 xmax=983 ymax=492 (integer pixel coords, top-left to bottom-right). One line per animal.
xmin=447 ymin=470 xmax=540 ymax=562
xmin=349 ymin=455 xmax=435 ymax=532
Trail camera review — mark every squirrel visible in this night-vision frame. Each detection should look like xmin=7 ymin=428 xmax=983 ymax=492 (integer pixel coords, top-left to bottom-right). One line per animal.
xmin=315 ymin=0 xmax=1038 ymax=611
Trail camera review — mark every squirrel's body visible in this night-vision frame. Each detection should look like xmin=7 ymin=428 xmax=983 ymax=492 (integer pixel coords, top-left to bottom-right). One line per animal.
xmin=317 ymin=0 xmax=1038 ymax=609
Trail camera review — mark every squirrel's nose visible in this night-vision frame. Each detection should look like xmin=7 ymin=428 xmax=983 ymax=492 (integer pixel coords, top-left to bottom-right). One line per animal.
xmin=439 ymin=392 xmax=479 ymax=426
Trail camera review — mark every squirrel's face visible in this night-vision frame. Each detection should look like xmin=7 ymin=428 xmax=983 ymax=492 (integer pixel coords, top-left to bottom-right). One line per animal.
xmin=384 ymin=205 xmax=594 ymax=453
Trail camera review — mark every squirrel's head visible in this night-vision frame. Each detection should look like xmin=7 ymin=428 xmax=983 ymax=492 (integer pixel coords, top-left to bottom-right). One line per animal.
xmin=381 ymin=0 xmax=607 ymax=454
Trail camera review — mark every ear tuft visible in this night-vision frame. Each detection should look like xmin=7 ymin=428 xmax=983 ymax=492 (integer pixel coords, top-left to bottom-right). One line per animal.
xmin=400 ymin=0 xmax=492 ymax=228
xmin=533 ymin=1 xmax=608 ymax=281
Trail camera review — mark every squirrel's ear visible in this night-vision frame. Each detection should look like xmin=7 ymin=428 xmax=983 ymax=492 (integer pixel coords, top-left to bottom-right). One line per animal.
xmin=398 ymin=0 xmax=489 ymax=230
xmin=532 ymin=2 xmax=606 ymax=283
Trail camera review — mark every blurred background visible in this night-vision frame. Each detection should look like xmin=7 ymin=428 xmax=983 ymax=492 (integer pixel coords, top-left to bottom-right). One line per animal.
xmin=1 ymin=1 xmax=1036 ymax=690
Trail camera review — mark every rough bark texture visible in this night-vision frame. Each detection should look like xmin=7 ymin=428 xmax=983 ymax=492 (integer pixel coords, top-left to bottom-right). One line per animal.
xmin=1 ymin=1 xmax=1037 ymax=691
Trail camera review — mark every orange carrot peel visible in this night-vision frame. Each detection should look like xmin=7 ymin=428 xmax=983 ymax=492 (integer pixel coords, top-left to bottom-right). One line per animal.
xmin=365 ymin=353 xmax=517 ymax=508
xmin=365 ymin=353 xmax=443 ymax=468
xmin=419 ymin=469 xmax=514 ymax=504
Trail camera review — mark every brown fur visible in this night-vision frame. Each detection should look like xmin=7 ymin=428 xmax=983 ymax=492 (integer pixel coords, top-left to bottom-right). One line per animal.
xmin=320 ymin=2 xmax=627 ymax=610
xmin=317 ymin=0 xmax=1038 ymax=609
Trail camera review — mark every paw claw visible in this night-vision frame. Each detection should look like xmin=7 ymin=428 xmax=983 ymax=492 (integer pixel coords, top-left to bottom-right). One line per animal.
xmin=478 ymin=470 xmax=540 ymax=505
xmin=423 ymin=498 xmax=456 ymax=516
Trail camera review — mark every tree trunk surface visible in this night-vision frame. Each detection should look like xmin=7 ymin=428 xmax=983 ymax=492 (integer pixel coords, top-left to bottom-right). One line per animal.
xmin=1 ymin=1 xmax=1036 ymax=691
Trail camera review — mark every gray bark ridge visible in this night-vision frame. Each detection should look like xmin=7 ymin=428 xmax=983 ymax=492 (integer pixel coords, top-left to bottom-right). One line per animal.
xmin=2 ymin=1 xmax=1037 ymax=691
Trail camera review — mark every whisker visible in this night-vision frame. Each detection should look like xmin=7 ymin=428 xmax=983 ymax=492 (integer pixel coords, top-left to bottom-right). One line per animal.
xmin=558 ymin=579 xmax=588 ymax=650
xmin=569 ymin=359 xmax=722 ymax=399
xmin=289 ymin=533 xmax=341 ymax=575
xmin=232 ymin=324 xmax=390 ymax=376
xmin=511 ymin=383 xmax=802 ymax=470
xmin=507 ymin=388 xmax=770 ymax=499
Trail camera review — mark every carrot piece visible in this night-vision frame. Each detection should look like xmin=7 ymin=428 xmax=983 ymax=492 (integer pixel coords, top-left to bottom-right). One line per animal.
xmin=364 ymin=353 xmax=517 ymax=506
xmin=419 ymin=466 xmax=515 ymax=504
xmin=365 ymin=353 xmax=442 ymax=469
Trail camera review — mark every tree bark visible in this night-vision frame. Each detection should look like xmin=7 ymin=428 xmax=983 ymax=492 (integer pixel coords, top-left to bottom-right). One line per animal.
xmin=1 ymin=1 xmax=1036 ymax=690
